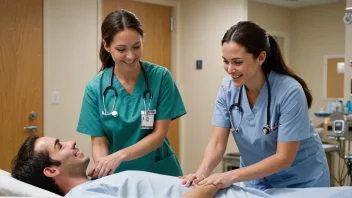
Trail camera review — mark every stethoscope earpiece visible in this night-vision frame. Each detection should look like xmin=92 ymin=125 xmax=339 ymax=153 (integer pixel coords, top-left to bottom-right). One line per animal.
xmin=229 ymin=73 xmax=272 ymax=135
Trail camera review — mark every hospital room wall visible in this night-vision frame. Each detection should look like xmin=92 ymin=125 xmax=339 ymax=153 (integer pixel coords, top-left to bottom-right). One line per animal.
xmin=247 ymin=0 xmax=292 ymax=65
xmin=346 ymin=0 xmax=352 ymax=102
xmin=43 ymin=0 xmax=98 ymax=171
xmin=178 ymin=0 xmax=248 ymax=174
xmin=290 ymin=2 xmax=346 ymax=126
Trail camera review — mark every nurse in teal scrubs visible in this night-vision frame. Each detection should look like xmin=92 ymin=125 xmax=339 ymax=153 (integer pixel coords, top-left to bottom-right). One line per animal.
xmin=77 ymin=9 xmax=186 ymax=178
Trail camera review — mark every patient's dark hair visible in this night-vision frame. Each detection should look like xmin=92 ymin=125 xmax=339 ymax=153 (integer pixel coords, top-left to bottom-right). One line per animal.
xmin=11 ymin=135 xmax=63 ymax=196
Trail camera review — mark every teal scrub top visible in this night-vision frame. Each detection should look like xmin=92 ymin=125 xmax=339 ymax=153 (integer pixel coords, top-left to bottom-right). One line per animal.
xmin=77 ymin=60 xmax=186 ymax=177
xmin=212 ymin=71 xmax=329 ymax=190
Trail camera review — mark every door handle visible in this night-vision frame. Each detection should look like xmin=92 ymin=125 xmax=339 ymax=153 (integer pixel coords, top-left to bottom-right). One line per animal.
xmin=24 ymin=124 xmax=37 ymax=132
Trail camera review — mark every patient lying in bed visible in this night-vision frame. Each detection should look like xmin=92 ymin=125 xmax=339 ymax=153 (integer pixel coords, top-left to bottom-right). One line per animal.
xmin=11 ymin=135 xmax=352 ymax=198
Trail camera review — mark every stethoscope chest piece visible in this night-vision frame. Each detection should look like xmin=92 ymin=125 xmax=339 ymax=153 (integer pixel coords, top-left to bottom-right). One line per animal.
xmin=262 ymin=125 xmax=272 ymax=135
xmin=111 ymin=110 xmax=118 ymax=117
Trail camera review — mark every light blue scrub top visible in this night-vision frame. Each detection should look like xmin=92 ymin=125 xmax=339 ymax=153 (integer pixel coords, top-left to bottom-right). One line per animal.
xmin=77 ymin=60 xmax=186 ymax=177
xmin=212 ymin=71 xmax=330 ymax=190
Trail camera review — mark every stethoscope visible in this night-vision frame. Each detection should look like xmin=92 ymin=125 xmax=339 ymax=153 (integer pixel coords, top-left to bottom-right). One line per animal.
xmin=228 ymin=74 xmax=273 ymax=134
xmin=101 ymin=61 xmax=152 ymax=117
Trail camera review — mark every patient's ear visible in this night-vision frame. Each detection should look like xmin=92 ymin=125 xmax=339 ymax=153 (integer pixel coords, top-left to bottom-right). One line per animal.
xmin=43 ymin=166 xmax=60 ymax=178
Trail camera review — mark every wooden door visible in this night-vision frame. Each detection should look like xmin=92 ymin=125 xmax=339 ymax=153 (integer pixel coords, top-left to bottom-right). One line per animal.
xmin=0 ymin=0 xmax=43 ymax=172
xmin=102 ymin=0 xmax=180 ymax=158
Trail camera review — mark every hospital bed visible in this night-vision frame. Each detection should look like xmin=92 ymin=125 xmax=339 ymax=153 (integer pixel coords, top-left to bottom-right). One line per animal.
xmin=1 ymin=169 xmax=352 ymax=198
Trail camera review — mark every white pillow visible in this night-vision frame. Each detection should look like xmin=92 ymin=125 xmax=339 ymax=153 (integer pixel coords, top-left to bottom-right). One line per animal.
xmin=0 ymin=169 xmax=62 ymax=197
xmin=0 ymin=169 xmax=10 ymax=176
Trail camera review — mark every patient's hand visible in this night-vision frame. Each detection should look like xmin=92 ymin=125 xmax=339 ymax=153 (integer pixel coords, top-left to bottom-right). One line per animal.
xmin=180 ymin=184 xmax=221 ymax=198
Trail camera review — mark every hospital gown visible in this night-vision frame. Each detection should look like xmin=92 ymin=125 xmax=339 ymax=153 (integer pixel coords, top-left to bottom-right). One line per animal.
xmin=65 ymin=171 xmax=352 ymax=198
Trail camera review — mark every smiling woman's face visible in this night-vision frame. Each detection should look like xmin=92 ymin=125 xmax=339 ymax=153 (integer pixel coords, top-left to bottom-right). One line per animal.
xmin=222 ymin=41 xmax=265 ymax=88
xmin=104 ymin=28 xmax=143 ymax=72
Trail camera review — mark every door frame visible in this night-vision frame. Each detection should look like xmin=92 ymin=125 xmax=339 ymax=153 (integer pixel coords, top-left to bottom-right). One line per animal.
xmin=97 ymin=0 xmax=185 ymax=166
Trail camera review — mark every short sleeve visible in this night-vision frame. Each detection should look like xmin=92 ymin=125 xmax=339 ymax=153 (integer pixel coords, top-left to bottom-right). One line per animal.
xmin=278 ymin=85 xmax=310 ymax=142
xmin=76 ymin=84 xmax=105 ymax=137
xmin=211 ymin=85 xmax=231 ymax=128
xmin=155 ymin=70 xmax=186 ymax=120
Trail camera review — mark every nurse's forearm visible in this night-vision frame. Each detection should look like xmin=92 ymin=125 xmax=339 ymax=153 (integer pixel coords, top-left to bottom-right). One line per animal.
xmin=115 ymin=120 xmax=170 ymax=162
xmin=198 ymin=141 xmax=226 ymax=175
xmin=91 ymin=136 xmax=109 ymax=162
xmin=197 ymin=126 xmax=229 ymax=175
xmin=232 ymin=154 xmax=293 ymax=182
xmin=231 ymin=141 xmax=299 ymax=182
xmin=116 ymin=132 xmax=165 ymax=161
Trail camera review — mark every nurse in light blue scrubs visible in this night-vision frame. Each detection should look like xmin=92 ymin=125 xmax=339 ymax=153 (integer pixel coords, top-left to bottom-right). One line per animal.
xmin=181 ymin=21 xmax=329 ymax=190
xmin=77 ymin=10 xmax=186 ymax=178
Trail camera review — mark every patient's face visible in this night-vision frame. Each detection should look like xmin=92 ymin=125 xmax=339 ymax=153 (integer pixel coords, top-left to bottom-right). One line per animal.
xmin=34 ymin=137 xmax=90 ymax=176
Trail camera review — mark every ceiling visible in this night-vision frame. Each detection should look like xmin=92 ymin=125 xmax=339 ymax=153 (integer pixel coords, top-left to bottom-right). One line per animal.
xmin=254 ymin=0 xmax=345 ymax=8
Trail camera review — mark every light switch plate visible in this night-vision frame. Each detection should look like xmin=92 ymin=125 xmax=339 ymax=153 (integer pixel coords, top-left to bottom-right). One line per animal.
xmin=52 ymin=91 xmax=60 ymax=104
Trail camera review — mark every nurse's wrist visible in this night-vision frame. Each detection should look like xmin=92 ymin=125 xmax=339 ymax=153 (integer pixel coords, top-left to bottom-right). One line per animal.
xmin=230 ymin=169 xmax=239 ymax=183
xmin=115 ymin=150 xmax=128 ymax=162
xmin=197 ymin=166 xmax=209 ymax=177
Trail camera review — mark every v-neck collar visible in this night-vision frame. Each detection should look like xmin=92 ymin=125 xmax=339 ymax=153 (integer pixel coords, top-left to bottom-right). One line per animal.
xmin=111 ymin=64 xmax=145 ymax=98
xmin=242 ymin=72 xmax=275 ymax=115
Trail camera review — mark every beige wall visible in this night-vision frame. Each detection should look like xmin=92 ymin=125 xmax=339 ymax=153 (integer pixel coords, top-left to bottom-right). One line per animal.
xmin=248 ymin=0 xmax=291 ymax=32
xmin=179 ymin=0 xmax=247 ymax=174
xmin=44 ymin=0 xmax=98 ymax=170
xmin=291 ymin=2 xmax=346 ymax=126
xmin=345 ymin=0 xmax=352 ymax=101
xmin=248 ymin=0 xmax=292 ymax=65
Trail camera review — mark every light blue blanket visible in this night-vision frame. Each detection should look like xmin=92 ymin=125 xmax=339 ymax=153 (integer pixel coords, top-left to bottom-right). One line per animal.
xmin=65 ymin=171 xmax=352 ymax=198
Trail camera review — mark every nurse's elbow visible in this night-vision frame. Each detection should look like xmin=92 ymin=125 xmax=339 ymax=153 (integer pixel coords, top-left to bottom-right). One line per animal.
xmin=154 ymin=134 xmax=166 ymax=147
xmin=280 ymin=156 xmax=295 ymax=170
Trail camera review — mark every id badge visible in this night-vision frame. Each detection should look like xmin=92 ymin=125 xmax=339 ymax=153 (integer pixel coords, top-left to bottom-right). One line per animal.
xmin=141 ymin=110 xmax=156 ymax=129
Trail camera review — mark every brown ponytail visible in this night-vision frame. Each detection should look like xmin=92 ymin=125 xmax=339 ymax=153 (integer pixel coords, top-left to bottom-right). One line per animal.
xmin=99 ymin=44 xmax=114 ymax=71
xmin=265 ymin=35 xmax=312 ymax=108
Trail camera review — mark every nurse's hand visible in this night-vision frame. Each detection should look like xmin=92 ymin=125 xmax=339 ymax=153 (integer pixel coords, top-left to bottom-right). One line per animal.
xmin=179 ymin=171 xmax=207 ymax=187
xmin=197 ymin=171 xmax=235 ymax=189
xmin=88 ymin=153 xmax=122 ymax=179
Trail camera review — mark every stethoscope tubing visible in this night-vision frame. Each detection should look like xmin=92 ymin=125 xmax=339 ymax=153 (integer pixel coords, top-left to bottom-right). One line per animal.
xmin=229 ymin=73 xmax=272 ymax=134
xmin=102 ymin=61 xmax=152 ymax=117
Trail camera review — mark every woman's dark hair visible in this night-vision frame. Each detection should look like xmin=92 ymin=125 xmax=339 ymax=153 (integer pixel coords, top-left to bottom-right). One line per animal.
xmin=100 ymin=9 xmax=144 ymax=70
xmin=11 ymin=135 xmax=63 ymax=196
xmin=222 ymin=21 xmax=313 ymax=108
